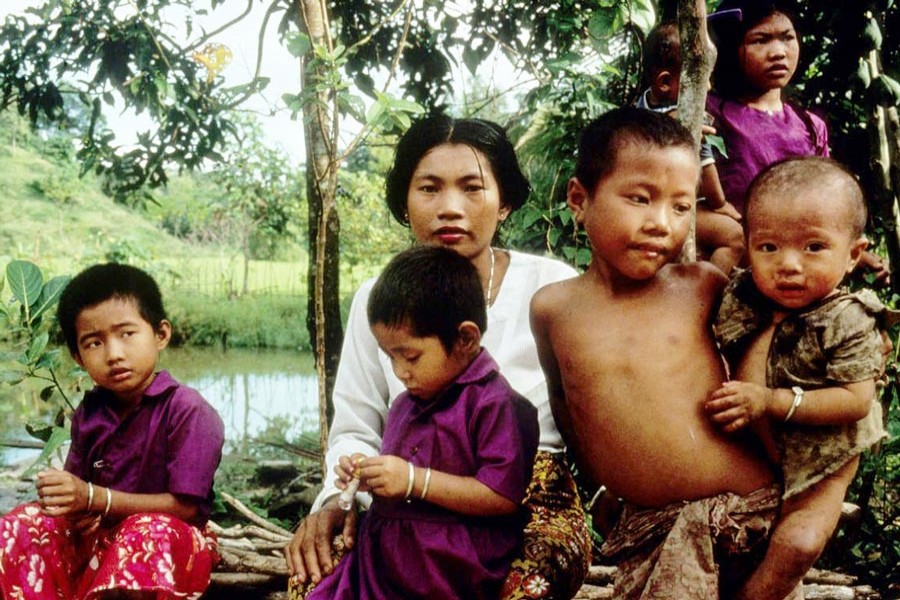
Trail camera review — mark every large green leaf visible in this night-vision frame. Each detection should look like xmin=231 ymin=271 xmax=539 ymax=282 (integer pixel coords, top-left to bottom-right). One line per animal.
xmin=31 ymin=275 xmax=70 ymax=322
xmin=6 ymin=260 xmax=43 ymax=310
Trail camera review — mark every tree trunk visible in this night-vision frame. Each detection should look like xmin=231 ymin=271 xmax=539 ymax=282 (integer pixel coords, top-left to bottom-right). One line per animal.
xmin=298 ymin=0 xmax=343 ymax=468
xmin=676 ymin=0 xmax=716 ymax=262
xmin=866 ymin=50 xmax=900 ymax=296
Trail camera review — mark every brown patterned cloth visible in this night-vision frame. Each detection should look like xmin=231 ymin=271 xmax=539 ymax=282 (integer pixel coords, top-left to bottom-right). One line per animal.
xmin=289 ymin=451 xmax=591 ymax=600
xmin=500 ymin=451 xmax=591 ymax=599
xmin=716 ymin=270 xmax=896 ymax=498
xmin=601 ymin=485 xmax=793 ymax=599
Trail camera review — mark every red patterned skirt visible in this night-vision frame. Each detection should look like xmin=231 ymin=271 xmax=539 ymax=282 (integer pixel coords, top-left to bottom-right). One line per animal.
xmin=0 ymin=503 xmax=217 ymax=600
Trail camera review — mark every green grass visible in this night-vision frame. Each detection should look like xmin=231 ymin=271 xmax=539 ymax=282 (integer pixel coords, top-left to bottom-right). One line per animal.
xmin=0 ymin=146 xmax=199 ymax=270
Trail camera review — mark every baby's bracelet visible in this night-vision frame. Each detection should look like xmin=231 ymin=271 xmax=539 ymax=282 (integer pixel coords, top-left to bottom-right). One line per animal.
xmin=784 ymin=386 xmax=804 ymax=422
xmin=420 ymin=467 xmax=432 ymax=501
xmin=404 ymin=461 xmax=415 ymax=502
xmin=86 ymin=482 xmax=95 ymax=512
xmin=103 ymin=486 xmax=112 ymax=518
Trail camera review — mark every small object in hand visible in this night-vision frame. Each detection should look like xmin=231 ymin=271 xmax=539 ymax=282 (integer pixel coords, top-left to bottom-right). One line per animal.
xmin=338 ymin=478 xmax=361 ymax=510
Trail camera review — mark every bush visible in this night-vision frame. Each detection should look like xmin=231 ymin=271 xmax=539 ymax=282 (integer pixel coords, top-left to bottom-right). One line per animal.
xmin=167 ymin=293 xmax=310 ymax=350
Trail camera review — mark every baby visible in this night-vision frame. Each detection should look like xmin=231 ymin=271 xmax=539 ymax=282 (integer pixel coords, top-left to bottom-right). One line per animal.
xmin=708 ymin=156 xmax=896 ymax=599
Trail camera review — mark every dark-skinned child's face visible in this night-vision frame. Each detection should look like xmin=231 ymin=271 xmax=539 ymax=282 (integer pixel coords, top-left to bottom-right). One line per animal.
xmin=568 ymin=141 xmax=699 ymax=283
xmin=73 ymin=297 xmax=171 ymax=408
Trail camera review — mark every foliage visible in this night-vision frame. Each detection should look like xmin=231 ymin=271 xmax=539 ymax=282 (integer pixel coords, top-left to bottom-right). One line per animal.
xmin=0 ymin=0 xmax=240 ymax=201
xmin=167 ymin=292 xmax=310 ymax=350
xmin=208 ymin=114 xmax=305 ymax=264
xmin=0 ymin=260 xmax=82 ymax=475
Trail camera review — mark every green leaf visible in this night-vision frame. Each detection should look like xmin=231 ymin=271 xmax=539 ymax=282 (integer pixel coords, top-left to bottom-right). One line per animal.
xmin=23 ymin=426 xmax=70 ymax=479
xmin=706 ymin=134 xmax=728 ymax=158
xmin=871 ymin=74 xmax=900 ymax=107
xmin=31 ymin=275 xmax=70 ymax=322
xmin=25 ymin=421 xmax=54 ymax=442
xmin=856 ymin=58 xmax=871 ymax=89
xmin=7 ymin=260 xmax=43 ymax=309
xmin=26 ymin=332 xmax=49 ymax=363
xmin=0 ymin=370 xmax=26 ymax=385
xmin=862 ymin=18 xmax=882 ymax=53
xmin=576 ymin=247 xmax=593 ymax=267
xmin=35 ymin=349 xmax=61 ymax=371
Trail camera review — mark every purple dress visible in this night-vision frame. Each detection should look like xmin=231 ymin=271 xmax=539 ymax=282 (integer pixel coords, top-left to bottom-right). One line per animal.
xmin=308 ymin=349 xmax=539 ymax=599
xmin=706 ymin=94 xmax=829 ymax=213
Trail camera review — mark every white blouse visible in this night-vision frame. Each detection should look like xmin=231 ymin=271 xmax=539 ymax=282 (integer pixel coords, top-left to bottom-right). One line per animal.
xmin=312 ymin=250 xmax=577 ymax=510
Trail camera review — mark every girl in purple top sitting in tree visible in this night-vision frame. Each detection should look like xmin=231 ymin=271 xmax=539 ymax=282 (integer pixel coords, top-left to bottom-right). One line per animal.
xmin=706 ymin=0 xmax=888 ymax=278
xmin=0 ymin=263 xmax=225 ymax=600
xmin=706 ymin=0 xmax=828 ymax=214
xmin=299 ymin=246 xmax=539 ymax=600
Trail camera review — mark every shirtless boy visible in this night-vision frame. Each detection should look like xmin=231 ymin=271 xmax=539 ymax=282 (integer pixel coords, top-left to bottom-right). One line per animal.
xmin=530 ymin=107 xmax=777 ymax=597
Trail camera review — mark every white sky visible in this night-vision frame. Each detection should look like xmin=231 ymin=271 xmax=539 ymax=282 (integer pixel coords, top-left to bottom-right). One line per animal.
xmin=0 ymin=1 xmax=532 ymax=166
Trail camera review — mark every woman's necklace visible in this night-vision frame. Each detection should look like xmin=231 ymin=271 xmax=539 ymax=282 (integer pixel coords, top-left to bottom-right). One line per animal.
xmin=486 ymin=246 xmax=496 ymax=306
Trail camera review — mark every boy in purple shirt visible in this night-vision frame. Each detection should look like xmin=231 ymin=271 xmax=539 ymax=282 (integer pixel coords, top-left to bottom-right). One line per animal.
xmin=0 ymin=263 xmax=224 ymax=600
xmin=297 ymin=246 xmax=539 ymax=600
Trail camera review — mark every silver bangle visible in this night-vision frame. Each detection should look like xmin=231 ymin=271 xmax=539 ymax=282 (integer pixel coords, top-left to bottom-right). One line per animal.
xmin=86 ymin=482 xmax=94 ymax=512
xmin=103 ymin=486 xmax=112 ymax=517
xmin=785 ymin=386 xmax=804 ymax=422
xmin=420 ymin=467 xmax=432 ymax=501
xmin=404 ymin=461 xmax=415 ymax=502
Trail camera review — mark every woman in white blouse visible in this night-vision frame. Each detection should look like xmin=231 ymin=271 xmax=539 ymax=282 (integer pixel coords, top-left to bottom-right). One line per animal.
xmin=285 ymin=115 xmax=591 ymax=599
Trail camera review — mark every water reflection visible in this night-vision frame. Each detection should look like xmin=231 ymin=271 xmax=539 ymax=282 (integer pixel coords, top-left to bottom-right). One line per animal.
xmin=0 ymin=346 xmax=320 ymax=466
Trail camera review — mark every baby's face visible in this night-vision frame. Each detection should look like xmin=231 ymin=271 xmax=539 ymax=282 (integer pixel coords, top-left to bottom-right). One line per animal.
xmin=574 ymin=142 xmax=698 ymax=283
xmin=746 ymin=190 xmax=865 ymax=310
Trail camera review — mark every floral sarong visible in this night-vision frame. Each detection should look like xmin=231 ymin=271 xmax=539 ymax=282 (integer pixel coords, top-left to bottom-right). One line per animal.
xmin=0 ymin=503 xmax=217 ymax=600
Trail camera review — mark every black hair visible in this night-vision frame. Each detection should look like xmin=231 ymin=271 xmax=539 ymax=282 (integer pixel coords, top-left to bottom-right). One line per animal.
xmin=709 ymin=0 xmax=800 ymax=100
xmin=642 ymin=22 xmax=681 ymax=87
xmin=574 ymin=106 xmax=696 ymax=194
xmin=745 ymin=156 xmax=867 ymax=238
xmin=384 ymin=114 xmax=531 ymax=226
xmin=367 ymin=246 xmax=487 ymax=353
xmin=57 ymin=263 xmax=167 ymax=355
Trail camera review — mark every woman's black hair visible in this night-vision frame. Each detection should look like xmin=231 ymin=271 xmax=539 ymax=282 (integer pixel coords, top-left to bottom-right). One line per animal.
xmin=367 ymin=246 xmax=487 ymax=353
xmin=57 ymin=263 xmax=167 ymax=355
xmin=384 ymin=115 xmax=531 ymax=226
xmin=709 ymin=0 xmax=800 ymax=100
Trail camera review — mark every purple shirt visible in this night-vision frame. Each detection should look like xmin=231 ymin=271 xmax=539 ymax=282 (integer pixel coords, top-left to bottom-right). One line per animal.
xmin=706 ymin=94 xmax=829 ymax=213
xmin=65 ymin=370 xmax=225 ymax=524
xmin=308 ymin=349 xmax=539 ymax=600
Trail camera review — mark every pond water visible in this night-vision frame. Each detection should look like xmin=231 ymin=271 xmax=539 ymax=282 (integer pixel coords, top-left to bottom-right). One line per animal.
xmin=0 ymin=346 xmax=320 ymax=467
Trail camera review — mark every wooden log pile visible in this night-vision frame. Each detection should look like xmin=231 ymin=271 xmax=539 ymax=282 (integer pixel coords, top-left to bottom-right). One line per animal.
xmin=572 ymin=566 xmax=881 ymax=599
xmin=206 ymin=489 xmax=881 ymax=599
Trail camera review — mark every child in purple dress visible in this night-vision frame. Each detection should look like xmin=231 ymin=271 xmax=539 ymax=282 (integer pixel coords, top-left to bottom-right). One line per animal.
xmin=706 ymin=0 xmax=828 ymax=214
xmin=301 ymin=246 xmax=539 ymax=600
xmin=0 ymin=263 xmax=224 ymax=600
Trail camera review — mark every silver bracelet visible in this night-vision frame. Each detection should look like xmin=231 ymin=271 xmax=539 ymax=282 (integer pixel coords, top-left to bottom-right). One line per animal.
xmin=784 ymin=386 xmax=804 ymax=422
xmin=420 ymin=467 xmax=432 ymax=501
xmin=404 ymin=461 xmax=415 ymax=502
xmin=86 ymin=482 xmax=94 ymax=512
xmin=103 ymin=486 xmax=112 ymax=517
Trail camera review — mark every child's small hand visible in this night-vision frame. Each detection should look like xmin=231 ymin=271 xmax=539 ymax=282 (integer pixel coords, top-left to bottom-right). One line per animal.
xmin=36 ymin=469 xmax=89 ymax=517
xmin=706 ymin=381 xmax=772 ymax=432
xmin=357 ymin=455 xmax=411 ymax=499
xmin=334 ymin=453 xmax=367 ymax=490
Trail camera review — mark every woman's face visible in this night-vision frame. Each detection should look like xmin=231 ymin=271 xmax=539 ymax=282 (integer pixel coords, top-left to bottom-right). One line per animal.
xmin=406 ymin=143 xmax=510 ymax=262
xmin=738 ymin=12 xmax=799 ymax=93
